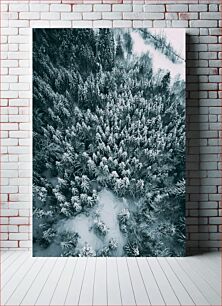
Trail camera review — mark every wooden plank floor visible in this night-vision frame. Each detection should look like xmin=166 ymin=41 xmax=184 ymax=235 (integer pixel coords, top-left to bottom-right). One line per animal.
xmin=1 ymin=251 xmax=221 ymax=306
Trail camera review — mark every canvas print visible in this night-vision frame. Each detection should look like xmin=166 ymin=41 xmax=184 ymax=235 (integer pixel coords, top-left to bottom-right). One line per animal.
xmin=33 ymin=28 xmax=186 ymax=257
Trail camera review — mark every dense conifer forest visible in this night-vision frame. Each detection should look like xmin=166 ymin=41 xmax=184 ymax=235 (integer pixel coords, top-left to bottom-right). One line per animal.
xmin=33 ymin=28 xmax=186 ymax=257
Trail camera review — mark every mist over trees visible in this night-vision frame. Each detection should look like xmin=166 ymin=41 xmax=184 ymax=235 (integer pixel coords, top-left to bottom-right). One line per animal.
xmin=33 ymin=28 xmax=186 ymax=257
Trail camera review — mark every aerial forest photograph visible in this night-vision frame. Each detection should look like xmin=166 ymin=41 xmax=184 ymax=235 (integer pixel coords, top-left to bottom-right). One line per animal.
xmin=33 ymin=28 xmax=186 ymax=257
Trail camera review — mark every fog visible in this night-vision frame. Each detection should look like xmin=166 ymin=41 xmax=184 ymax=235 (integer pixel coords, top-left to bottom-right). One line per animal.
xmin=131 ymin=31 xmax=185 ymax=80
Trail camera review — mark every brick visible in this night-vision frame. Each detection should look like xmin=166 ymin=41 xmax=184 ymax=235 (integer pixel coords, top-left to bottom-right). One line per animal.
xmin=132 ymin=20 xmax=143 ymax=28
xmin=94 ymin=4 xmax=111 ymax=11
xmin=0 ymin=225 xmax=18 ymax=233
xmin=50 ymin=21 xmax=72 ymax=28
xmin=19 ymin=241 xmax=31 ymax=248
xmin=123 ymin=12 xmax=164 ymax=19
xmin=50 ymin=4 xmax=71 ymax=12
xmin=190 ymin=20 xmax=218 ymax=28
xmin=200 ymin=202 xmax=218 ymax=209
xmin=1 ymin=4 xmax=8 ymax=11
xmin=199 ymin=225 xmax=217 ymax=233
xmin=73 ymin=4 xmax=92 ymax=12
xmin=200 ymin=12 xmax=221 ymax=20
xmin=166 ymin=5 xmax=188 ymax=12
xmin=9 ymin=20 xmax=29 ymax=28
xmin=1 ymin=209 xmax=18 ymax=217
xmin=199 ymin=36 xmax=217 ymax=44
xmin=30 ymin=20 xmax=50 ymax=28
xmin=153 ymin=20 xmax=171 ymax=28
xmin=9 ymin=233 xmax=29 ymax=240
xmin=41 ymin=12 xmax=60 ymax=20
xmin=199 ymin=28 xmax=209 ymax=36
xmin=19 ymin=226 xmax=30 ymax=233
xmin=210 ymin=233 xmax=221 ymax=240
xmin=209 ymin=217 xmax=221 ymax=225
xmin=2 ymin=123 xmax=18 ymax=131
xmin=10 ymin=83 xmax=30 ymax=92
xmin=133 ymin=5 xmax=143 ymax=12
xmin=179 ymin=13 xmax=198 ymax=20
xmin=143 ymin=5 xmax=165 ymax=12
xmin=1 ymin=138 xmax=18 ymax=146
xmin=103 ymin=12 xmax=122 ymax=19
xmin=9 ymin=115 xmax=29 ymax=123
xmin=113 ymin=20 xmax=132 ymax=27
xmin=93 ymin=20 xmax=112 ymax=28
xmin=209 ymin=75 xmax=221 ymax=82
xmin=83 ymin=12 xmax=102 ymax=20
xmin=9 ymin=155 xmax=19 ymax=162
xmin=30 ymin=4 xmax=49 ymax=11
xmin=9 ymin=99 xmax=29 ymax=107
xmin=189 ymin=4 xmax=207 ymax=12
xmin=2 ymin=28 xmax=18 ymax=36
xmin=0 ymin=241 xmax=18 ymax=248
xmin=61 ymin=13 xmax=82 ymax=20
xmin=9 ymin=68 xmax=30 ymax=75
xmin=112 ymin=4 xmax=132 ymax=11
xmin=19 ymin=209 xmax=30 ymax=217
xmin=9 ymin=4 xmax=28 ymax=11
xmin=8 ymin=44 xmax=18 ymax=52
xmin=142 ymin=21 xmax=153 ymax=28
xmin=165 ymin=13 xmax=178 ymax=20
xmin=209 ymin=59 xmax=221 ymax=68
xmin=9 ymin=217 xmax=29 ymax=225
xmin=8 ymin=146 xmax=30 ymax=154
xmin=1 ymin=59 xmax=18 ymax=68
xmin=191 ymin=233 xmax=209 ymax=240
xmin=209 ymin=4 xmax=219 ymax=11
xmin=1 ymin=178 xmax=9 ymax=186
xmin=7 ymin=52 xmax=29 ymax=60
xmin=20 ymin=12 xmax=40 ymax=19
xmin=9 ymin=199 xmax=30 ymax=208
xmin=72 ymin=21 xmax=93 ymax=28
xmin=0 ymin=218 xmax=8 ymax=225
xmin=210 ymin=28 xmax=221 ymax=35
xmin=199 ymin=209 xmax=218 ymax=217
xmin=1 ymin=170 xmax=18 ymax=178
xmin=172 ymin=20 xmax=188 ymax=28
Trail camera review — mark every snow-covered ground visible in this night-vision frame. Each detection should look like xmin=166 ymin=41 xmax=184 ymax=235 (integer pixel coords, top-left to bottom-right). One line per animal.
xmin=57 ymin=189 xmax=128 ymax=256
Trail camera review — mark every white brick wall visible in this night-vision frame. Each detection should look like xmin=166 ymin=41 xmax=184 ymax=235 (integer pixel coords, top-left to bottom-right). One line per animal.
xmin=0 ymin=0 xmax=221 ymax=254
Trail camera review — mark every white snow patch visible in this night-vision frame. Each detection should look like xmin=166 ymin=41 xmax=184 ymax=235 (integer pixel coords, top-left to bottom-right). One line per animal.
xmin=57 ymin=189 xmax=128 ymax=256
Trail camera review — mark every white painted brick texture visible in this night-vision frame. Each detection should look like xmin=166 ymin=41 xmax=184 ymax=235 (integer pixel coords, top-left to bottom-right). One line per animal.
xmin=0 ymin=0 xmax=221 ymax=254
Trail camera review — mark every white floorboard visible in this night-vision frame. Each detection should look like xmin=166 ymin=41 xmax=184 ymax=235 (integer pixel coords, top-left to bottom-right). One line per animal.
xmin=93 ymin=257 xmax=107 ymax=305
xmin=1 ymin=253 xmax=29 ymax=288
xmin=1 ymin=251 xmax=221 ymax=306
xmin=78 ymin=257 xmax=96 ymax=306
xmin=148 ymin=257 xmax=180 ymax=305
xmin=167 ymin=257 xmax=210 ymax=305
xmin=36 ymin=258 xmax=66 ymax=305
xmin=21 ymin=258 xmax=57 ymax=305
xmin=157 ymin=257 xmax=195 ymax=305
xmin=186 ymin=256 xmax=220 ymax=294
xmin=107 ymin=258 xmax=122 ymax=305
xmin=127 ymin=257 xmax=150 ymax=305
xmin=65 ymin=257 xmax=87 ymax=305
xmin=137 ymin=257 xmax=165 ymax=305
xmin=116 ymin=257 xmax=136 ymax=305
xmin=176 ymin=257 xmax=221 ymax=305
xmin=51 ymin=258 xmax=77 ymax=305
